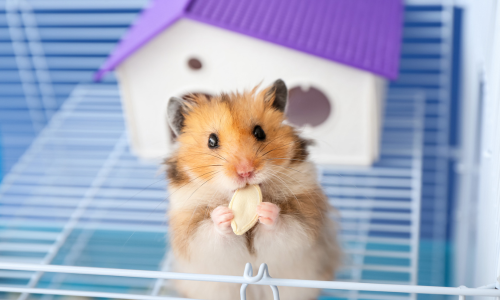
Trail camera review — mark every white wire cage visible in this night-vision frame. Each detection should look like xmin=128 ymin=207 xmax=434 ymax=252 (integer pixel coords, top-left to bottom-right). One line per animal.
xmin=0 ymin=85 xmax=425 ymax=300
xmin=1 ymin=0 xmax=500 ymax=299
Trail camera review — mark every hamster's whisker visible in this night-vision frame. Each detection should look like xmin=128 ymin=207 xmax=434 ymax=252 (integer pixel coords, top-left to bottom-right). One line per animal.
xmin=255 ymin=133 xmax=289 ymax=156
xmin=266 ymin=158 xmax=359 ymax=189
xmin=185 ymin=172 xmax=220 ymax=231
xmin=203 ymin=180 xmax=225 ymax=220
xmin=267 ymin=170 xmax=302 ymax=209
xmin=264 ymin=170 xmax=288 ymax=201
xmin=212 ymin=153 xmax=228 ymax=162
xmin=120 ymin=170 xmax=223 ymax=247
xmin=115 ymin=178 xmax=165 ymax=210
xmin=203 ymin=177 xmax=223 ymax=218
xmin=183 ymin=164 xmax=223 ymax=172
xmin=193 ymin=151 xmax=227 ymax=162
xmin=270 ymin=166 xmax=325 ymax=202
xmin=177 ymin=151 xmax=227 ymax=162
xmin=268 ymin=171 xmax=302 ymax=209
xmin=122 ymin=171 xmax=220 ymax=239
xmin=259 ymin=140 xmax=300 ymax=158
xmin=120 ymin=172 xmax=209 ymax=249
xmin=175 ymin=150 xmax=218 ymax=159
xmin=185 ymin=175 xmax=219 ymax=230
xmin=121 ymin=231 xmax=137 ymax=249
xmin=271 ymin=167 xmax=321 ymax=208
xmin=166 ymin=170 xmax=219 ymax=199
xmin=268 ymin=164 xmax=325 ymax=200
xmin=257 ymin=133 xmax=296 ymax=156
xmin=265 ymin=157 xmax=308 ymax=162
xmin=269 ymin=163 xmax=304 ymax=174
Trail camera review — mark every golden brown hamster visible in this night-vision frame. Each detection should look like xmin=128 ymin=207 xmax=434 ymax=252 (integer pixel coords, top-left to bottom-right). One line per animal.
xmin=165 ymin=79 xmax=341 ymax=300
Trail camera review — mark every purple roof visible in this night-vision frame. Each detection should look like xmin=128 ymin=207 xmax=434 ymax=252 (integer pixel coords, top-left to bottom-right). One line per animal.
xmin=95 ymin=0 xmax=403 ymax=81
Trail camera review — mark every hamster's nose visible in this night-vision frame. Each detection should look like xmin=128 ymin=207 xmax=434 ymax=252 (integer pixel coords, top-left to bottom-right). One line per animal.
xmin=236 ymin=160 xmax=255 ymax=179
xmin=238 ymin=170 xmax=254 ymax=178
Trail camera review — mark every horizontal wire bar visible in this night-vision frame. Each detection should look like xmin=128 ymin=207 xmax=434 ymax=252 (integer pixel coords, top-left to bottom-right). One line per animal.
xmin=0 ymin=230 xmax=59 ymax=240
xmin=340 ymin=223 xmax=412 ymax=233
xmin=340 ymin=235 xmax=412 ymax=245
xmin=477 ymin=283 xmax=496 ymax=289
xmin=0 ymin=263 xmax=499 ymax=297
xmin=0 ymin=243 xmax=52 ymax=252
xmin=0 ymin=221 xmax=168 ymax=232
xmin=0 ymin=258 xmax=41 ymax=265
xmin=340 ymin=264 xmax=410 ymax=273
xmin=0 ymin=286 xmax=197 ymax=300
xmin=321 ymin=290 xmax=410 ymax=300
xmin=347 ymin=250 xmax=411 ymax=258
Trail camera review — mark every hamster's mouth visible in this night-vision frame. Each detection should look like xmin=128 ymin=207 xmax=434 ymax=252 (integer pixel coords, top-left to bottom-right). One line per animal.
xmin=231 ymin=183 xmax=263 ymax=193
xmin=230 ymin=168 xmax=266 ymax=191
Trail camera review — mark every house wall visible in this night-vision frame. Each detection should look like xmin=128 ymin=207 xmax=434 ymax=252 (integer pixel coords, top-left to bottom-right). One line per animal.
xmin=117 ymin=19 xmax=384 ymax=166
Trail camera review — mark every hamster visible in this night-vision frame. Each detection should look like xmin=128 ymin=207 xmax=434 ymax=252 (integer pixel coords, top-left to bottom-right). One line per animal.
xmin=164 ymin=79 xmax=341 ymax=300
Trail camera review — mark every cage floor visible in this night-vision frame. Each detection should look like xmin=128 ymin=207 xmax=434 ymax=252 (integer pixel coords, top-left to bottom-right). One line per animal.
xmin=0 ymin=84 xmax=424 ymax=300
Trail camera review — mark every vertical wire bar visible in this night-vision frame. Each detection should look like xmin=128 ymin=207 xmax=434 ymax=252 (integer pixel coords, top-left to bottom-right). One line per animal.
xmin=151 ymin=252 xmax=174 ymax=296
xmin=37 ymin=90 xmax=129 ymax=295
xmin=4 ymin=0 xmax=46 ymax=133
xmin=19 ymin=0 xmax=58 ymax=120
xmin=16 ymin=129 xmax=128 ymax=300
xmin=427 ymin=2 xmax=454 ymax=294
xmin=409 ymin=92 xmax=425 ymax=300
xmin=458 ymin=285 xmax=466 ymax=300
xmin=0 ymin=85 xmax=88 ymax=225
xmin=40 ymin=208 xmax=106 ymax=300
xmin=350 ymin=212 xmax=370 ymax=300
xmin=437 ymin=3 xmax=454 ymax=295
xmin=240 ymin=283 xmax=248 ymax=300
xmin=270 ymin=285 xmax=280 ymax=300
xmin=0 ymin=85 xmax=85 ymax=202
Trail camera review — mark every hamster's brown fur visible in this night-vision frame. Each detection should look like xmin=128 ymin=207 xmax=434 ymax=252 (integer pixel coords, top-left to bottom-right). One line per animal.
xmin=165 ymin=80 xmax=341 ymax=300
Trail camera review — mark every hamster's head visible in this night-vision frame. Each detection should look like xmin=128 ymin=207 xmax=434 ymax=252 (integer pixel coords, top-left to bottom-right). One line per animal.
xmin=166 ymin=79 xmax=310 ymax=192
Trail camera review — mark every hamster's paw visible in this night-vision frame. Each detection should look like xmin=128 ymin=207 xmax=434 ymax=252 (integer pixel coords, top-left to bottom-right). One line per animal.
xmin=256 ymin=202 xmax=280 ymax=228
xmin=211 ymin=206 xmax=234 ymax=235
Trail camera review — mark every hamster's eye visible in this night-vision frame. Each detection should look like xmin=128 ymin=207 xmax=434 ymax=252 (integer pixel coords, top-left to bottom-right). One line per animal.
xmin=208 ymin=133 xmax=219 ymax=149
xmin=253 ymin=125 xmax=266 ymax=141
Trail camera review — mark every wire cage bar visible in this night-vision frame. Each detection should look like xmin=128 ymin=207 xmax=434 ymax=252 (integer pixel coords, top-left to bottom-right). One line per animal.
xmin=0 ymin=84 xmax=426 ymax=300
xmin=0 ymin=262 xmax=499 ymax=300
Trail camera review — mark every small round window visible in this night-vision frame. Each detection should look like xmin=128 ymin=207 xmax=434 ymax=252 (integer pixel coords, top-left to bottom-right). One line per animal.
xmin=187 ymin=58 xmax=202 ymax=70
xmin=286 ymin=86 xmax=331 ymax=127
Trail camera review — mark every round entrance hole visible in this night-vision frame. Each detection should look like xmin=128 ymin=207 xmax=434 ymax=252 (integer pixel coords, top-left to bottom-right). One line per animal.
xmin=286 ymin=86 xmax=331 ymax=127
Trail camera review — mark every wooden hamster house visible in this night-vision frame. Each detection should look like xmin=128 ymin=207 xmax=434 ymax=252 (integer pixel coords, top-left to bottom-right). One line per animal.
xmin=95 ymin=0 xmax=404 ymax=166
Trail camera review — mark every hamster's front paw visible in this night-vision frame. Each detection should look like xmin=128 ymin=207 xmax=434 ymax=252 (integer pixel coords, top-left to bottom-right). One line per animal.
xmin=211 ymin=206 xmax=234 ymax=235
xmin=256 ymin=202 xmax=280 ymax=228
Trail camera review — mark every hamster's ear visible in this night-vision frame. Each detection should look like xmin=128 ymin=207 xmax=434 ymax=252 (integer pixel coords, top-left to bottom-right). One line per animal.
xmin=167 ymin=96 xmax=186 ymax=136
xmin=265 ymin=79 xmax=288 ymax=112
